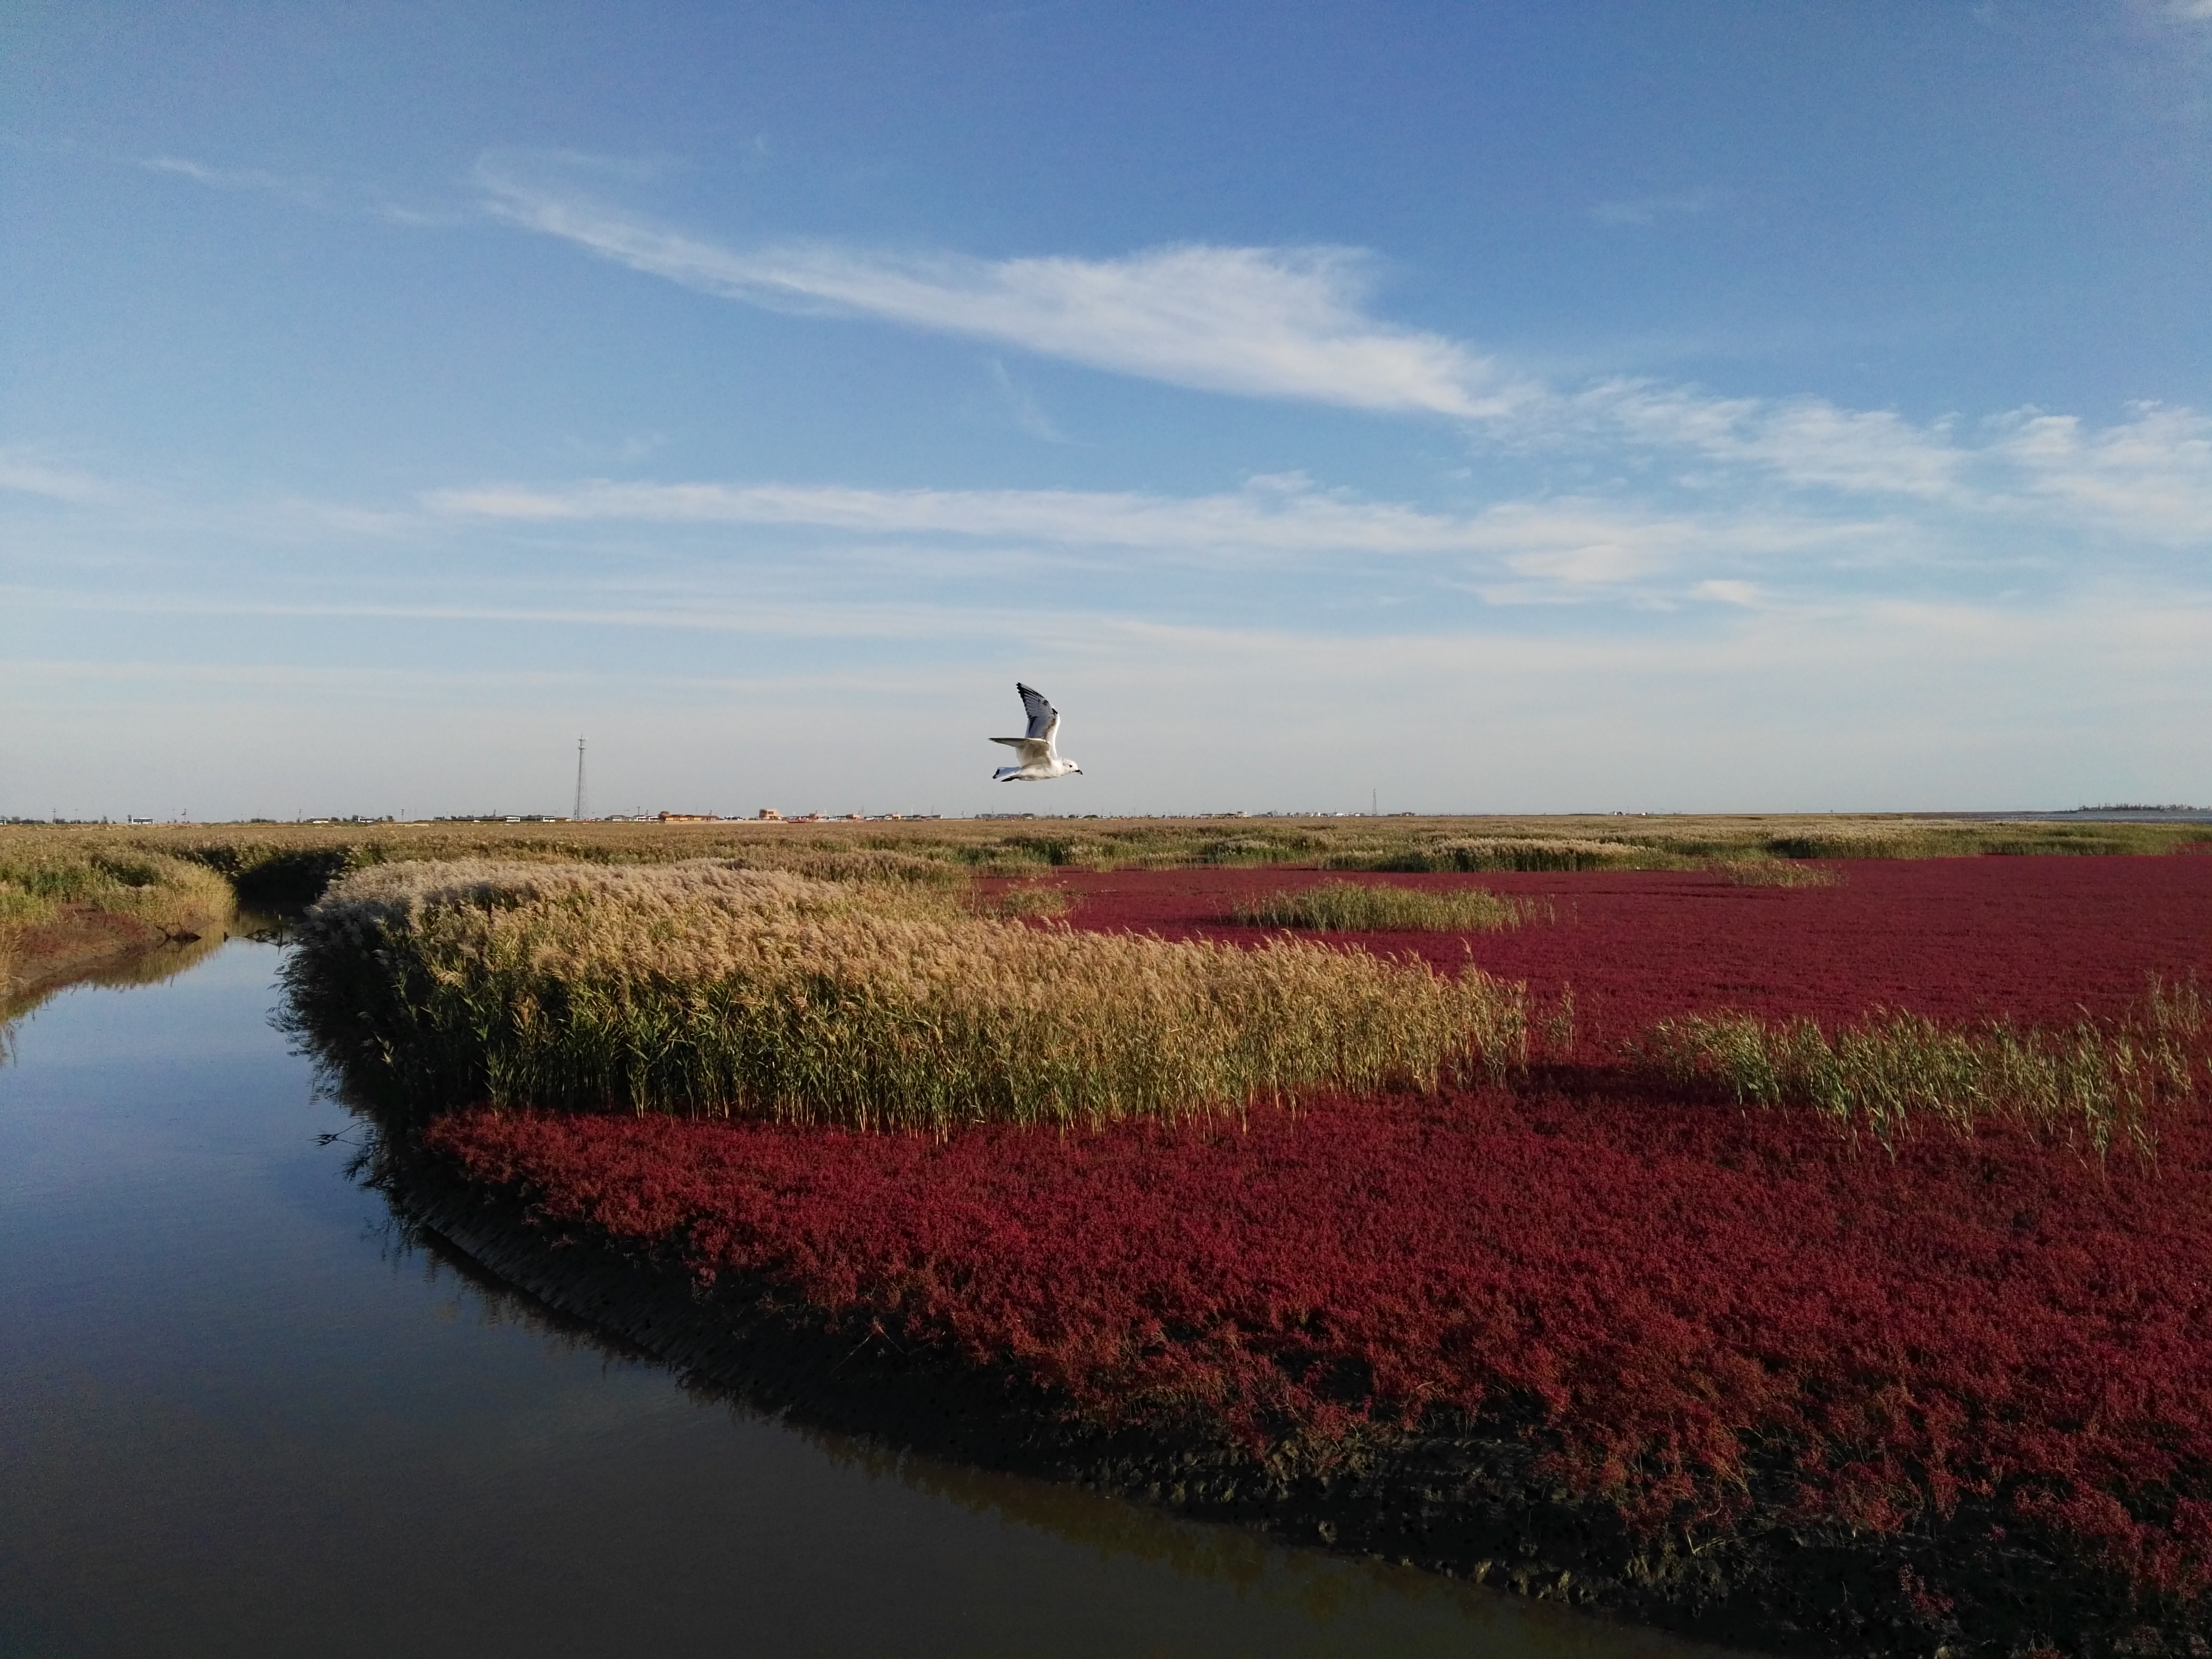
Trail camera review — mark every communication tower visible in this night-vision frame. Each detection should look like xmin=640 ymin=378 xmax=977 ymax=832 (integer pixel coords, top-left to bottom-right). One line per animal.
xmin=574 ymin=737 xmax=588 ymax=821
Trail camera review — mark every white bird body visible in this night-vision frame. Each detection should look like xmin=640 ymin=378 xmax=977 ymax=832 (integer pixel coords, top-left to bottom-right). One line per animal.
xmin=990 ymin=683 xmax=1083 ymax=781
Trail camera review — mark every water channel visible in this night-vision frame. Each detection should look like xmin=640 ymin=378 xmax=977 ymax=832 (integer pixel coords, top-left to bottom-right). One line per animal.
xmin=2 ymin=935 xmax=1737 ymax=1657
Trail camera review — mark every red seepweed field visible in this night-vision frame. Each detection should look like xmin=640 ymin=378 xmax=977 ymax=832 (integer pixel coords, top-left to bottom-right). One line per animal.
xmin=423 ymin=852 xmax=2212 ymax=1647
xmin=1026 ymin=851 xmax=2212 ymax=1034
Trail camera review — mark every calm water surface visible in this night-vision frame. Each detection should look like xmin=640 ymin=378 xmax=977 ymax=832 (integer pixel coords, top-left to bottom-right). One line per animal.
xmin=2 ymin=939 xmax=1734 ymax=1658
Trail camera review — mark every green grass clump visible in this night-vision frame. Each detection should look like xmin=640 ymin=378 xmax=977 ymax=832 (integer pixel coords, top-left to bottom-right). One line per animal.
xmin=1231 ymin=879 xmax=1540 ymax=933
xmin=1640 ymin=979 xmax=2206 ymax=1158
xmin=284 ymin=859 xmax=1532 ymax=1132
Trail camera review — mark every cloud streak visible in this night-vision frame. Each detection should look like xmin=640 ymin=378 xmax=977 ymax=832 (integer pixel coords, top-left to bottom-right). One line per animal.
xmin=1589 ymin=188 xmax=1726 ymax=227
xmin=141 ymin=154 xmax=329 ymax=207
xmin=425 ymin=473 xmax=1883 ymax=580
xmin=0 ymin=449 xmax=110 ymax=504
xmin=475 ymin=154 xmax=1527 ymax=416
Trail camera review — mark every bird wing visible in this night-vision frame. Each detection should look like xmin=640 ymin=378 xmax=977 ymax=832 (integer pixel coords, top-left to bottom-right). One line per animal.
xmin=1016 ymin=683 xmax=1060 ymax=744
xmin=992 ymin=737 xmax=1052 ymax=763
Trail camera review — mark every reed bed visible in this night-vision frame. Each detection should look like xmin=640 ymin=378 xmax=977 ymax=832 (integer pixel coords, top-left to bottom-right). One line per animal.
xmin=1229 ymin=879 xmax=1541 ymax=933
xmin=1326 ymin=836 xmax=1659 ymax=873
xmin=286 ymin=859 xmax=1531 ymax=1130
xmin=1640 ymin=977 xmax=2206 ymax=1157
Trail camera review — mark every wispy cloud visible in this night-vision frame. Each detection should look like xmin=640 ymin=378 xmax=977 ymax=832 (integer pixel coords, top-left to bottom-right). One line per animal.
xmin=986 ymin=359 xmax=1067 ymax=442
xmin=1589 ymin=187 xmax=1727 ymax=227
xmin=0 ymin=586 xmax=996 ymax=642
xmin=1571 ymin=386 xmax=2212 ymax=540
xmin=0 ymin=448 xmax=111 ymax=504
xmin=143 ymin=153 xmax=460 ymax=227
xmin=423 ymin=471 xmax=1872 ymax=575
xmin=474 ymin=153 xmax=1528 ymax=417
xmin=1984 ymin=403 xmax=2212 ymax=538
xmin=418 ymin=471 xmax=1907 ymax=617
xmin=1577 ymin=381 xmax=1967 ymax=498
xmin=429 ymin=473 xmax=1482 ymax=550
xmin=141 ymin=154 xmax=328 ymax=207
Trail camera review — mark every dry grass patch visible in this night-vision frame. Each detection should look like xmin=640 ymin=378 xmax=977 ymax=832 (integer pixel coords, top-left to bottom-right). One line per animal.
xmin=980 ymin=879 xmax=1073 ymax=919
xmin=285 ymin=859 xmax=1531 ymax=1132
xmin=1712 ymin=859 xmax=1846 ymax=887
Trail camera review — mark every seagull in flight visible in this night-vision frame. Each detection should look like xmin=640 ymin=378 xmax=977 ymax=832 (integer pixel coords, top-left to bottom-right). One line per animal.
xmin=990 ymin=683 xmax=1083 ymax=781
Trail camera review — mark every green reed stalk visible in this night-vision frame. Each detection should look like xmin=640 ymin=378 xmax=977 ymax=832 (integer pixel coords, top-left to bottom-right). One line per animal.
xmin=1641 ymin=992 xmax=2201 ymax=1158
xmin=1230 ymin=880 xmax=1542 ymax=933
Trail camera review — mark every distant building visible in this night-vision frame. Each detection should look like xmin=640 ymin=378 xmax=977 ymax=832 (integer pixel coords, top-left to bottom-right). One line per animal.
xmin=657 ymin=811 xmax=723 ymax=823
xmin=757 ymin=808 xmax=783 ymax=821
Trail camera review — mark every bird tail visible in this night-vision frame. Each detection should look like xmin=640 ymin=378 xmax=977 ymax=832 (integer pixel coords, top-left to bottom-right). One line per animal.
xmin=992 ymin=766 xmax=1022 ymax=780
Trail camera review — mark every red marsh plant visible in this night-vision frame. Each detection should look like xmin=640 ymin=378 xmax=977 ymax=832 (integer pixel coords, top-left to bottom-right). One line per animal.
xmin=1041 ymin=854 xmax=2212 ymax=1041
xmin=426 ymin=1074 xmax=2212 ymax=1616
xmin=286 ymin=859 xmax=1532 ymax=1131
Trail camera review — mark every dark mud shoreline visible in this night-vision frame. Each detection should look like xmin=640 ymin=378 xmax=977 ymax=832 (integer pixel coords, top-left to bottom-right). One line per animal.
xmin=383 ymin=1146 xmax=2178 ymax=1659
xmin=0 ymin=908 xmax=239 ymax=1013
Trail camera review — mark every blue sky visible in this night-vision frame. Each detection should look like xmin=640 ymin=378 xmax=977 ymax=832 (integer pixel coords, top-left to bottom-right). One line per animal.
xmin=4 ymin=1 xmax=2209 ymax=819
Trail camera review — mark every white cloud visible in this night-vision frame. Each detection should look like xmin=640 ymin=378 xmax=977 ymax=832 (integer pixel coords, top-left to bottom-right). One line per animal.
xmin=430 ymin=474 xmax=1478 ymax=550
xmin=1590 ymin=188 xmax=1726 ymax=227
xmin=0 ymin=449 xmax=110 ymax=504
xmin=986 ymin=359 xmax=1067 ymax=442
xmin=1984 ymin=403 xmax=2212 ymax=540
xmin=141 ymin=154 xmax=327 ymax=207
xmin=1576 ymin=381 xmax=1967 ymax=498
xmin=423 ymin=473 xmax=1877 ymax=583
xmin=0 ymin=585 xmax=993 ymax=641
xmin=474 ymin=154 xmax=1527 ymax=417
xmin=144 ymin=153 xmax=462 ymax=227
xmin=1695 ymin=579 xmax=1761 ymax=606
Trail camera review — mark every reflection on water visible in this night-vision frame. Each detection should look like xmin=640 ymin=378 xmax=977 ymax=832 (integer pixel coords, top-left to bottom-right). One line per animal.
xmin=0 ymin=926 xmax=227 ymax=1034
xmin=2 ymin=939 xmax=1740 ymax=1659
xmin=0 ymin=907 xmax=290 ymax=1047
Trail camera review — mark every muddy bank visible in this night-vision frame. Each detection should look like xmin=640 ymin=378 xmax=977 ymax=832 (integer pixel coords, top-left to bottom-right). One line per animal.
xmin=1 ymin=905 xmax=227 ymax=1006
xmin=386 ymin=1147 xmax=2167 ymax=1659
